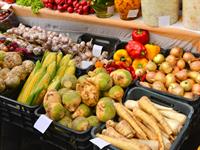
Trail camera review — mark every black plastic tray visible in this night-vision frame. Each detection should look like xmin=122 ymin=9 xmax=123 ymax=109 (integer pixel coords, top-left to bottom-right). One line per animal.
xmin=35 ymin=106 xmax=93 ymax=150
xmin=91 ymin=87 xmax=194 ymax=150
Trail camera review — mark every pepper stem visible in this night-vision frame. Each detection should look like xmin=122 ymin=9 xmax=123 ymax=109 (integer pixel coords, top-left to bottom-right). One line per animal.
xmin=120 ymin=57 xmax=126 ymax=62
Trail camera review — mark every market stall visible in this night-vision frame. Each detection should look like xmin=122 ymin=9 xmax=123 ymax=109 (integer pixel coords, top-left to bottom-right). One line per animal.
xmin=0 ymin=0 xmax=200 ymax=150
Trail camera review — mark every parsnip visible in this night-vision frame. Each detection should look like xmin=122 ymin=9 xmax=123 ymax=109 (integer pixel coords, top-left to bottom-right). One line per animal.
xmin=114 ymin=103 xmax=147 ymax=139
xmin=115 ymin=120 xmax=135 ymax=138
xmin=97 ymin=134 xmax=151 ymax=150
xmin=106 ymin=120 xmax=116 ymax=128
xmin=162 ymin=135 xmax=171 ymax=150
xmin=132 ymin=107 xmax=164 ymax=150
xmin=160 ymin=110 xmax=186 ymax=125
xmin=165 ymin=118 xmax=182 ymax=135
xmin=136 ymin=139 xmax=159 ymax=150
xmin=102 ymin=127 xmax=124 ymax=138
xmin=138 ymin=96 xmax=173 ymax=135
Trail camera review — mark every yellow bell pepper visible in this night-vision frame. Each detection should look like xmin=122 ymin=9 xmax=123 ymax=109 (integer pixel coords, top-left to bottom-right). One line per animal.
xmin=113 ymin=49 xmax=132 ymax=67
xmin=132 ymin=58 xmax=148 ymax=70
xmin=145 ymin=43 xmax=161 ymax=60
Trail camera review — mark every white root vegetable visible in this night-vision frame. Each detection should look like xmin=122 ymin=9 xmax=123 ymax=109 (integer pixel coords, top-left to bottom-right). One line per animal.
xmin=160 ymin=110 xmax=186 ymax=125
xmin=136 ymin=139 xmax=159 ymax=150
xmin=102 ymin=127 xmax=124 ymax=138
xmin=97 ymin=134 xmax=151 ymax=150
xmin=162 ymin=135 xmax=171 ymax=150
xmin=125 ymin=100 xmax=173 ymax=111
xmin=138 ymin=96 xmax=173 ymax=136
xmin=165 ymin=118 xmax=182 ymax=135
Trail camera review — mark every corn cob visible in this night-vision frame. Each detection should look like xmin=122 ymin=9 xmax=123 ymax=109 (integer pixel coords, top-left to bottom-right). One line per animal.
xmin=56 ymin=51 xmax=63 ymax=66
xmin=59 ymin=54 xmax=71 ymax=67
xmin=48 ymin=77 xmax=61 ymax=90
xmin=42 ymin=52 xmax=57 ymax=68
xmin=47 ymin=61 xmax=57 ymax=80
xmin=65 ymin=60 xmax=76 ymax=75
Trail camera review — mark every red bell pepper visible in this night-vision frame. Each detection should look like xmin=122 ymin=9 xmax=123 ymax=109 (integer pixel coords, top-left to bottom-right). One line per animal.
xmin=125 ymin=40 xmax=146 ymax=59
xmin=132 ymin=29 xmax=149 ymax=45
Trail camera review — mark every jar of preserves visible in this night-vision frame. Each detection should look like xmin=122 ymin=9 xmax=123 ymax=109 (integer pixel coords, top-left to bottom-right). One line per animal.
xmin=183 ymin=0 xmax=200 ymax=31
xmin=141 ymin=0 xmax=179 ymax=27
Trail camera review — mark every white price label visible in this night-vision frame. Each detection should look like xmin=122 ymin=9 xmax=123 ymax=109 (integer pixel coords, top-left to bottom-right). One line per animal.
xmin=158 ymin=16 xmax=170 ymax=26
xmin=92 ymin=44 xmax=103 ymax=57
xmin=107 ymin=5 xmax=114 ymax=15
xmin=128 ymin=9 xmax=139 ymax=18
xmin=1 ymin=3 xmax=11 ymax=10
xmin=90 ymin=138 xmax=110 ymax=149
xmin=80 ymin=61 xmax=93 ymax=69
xmin=34 ymin=114 xmax=53 ymax=134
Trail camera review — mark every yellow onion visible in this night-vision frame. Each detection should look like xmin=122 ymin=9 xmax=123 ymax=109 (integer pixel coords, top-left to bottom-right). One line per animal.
xmin=170 ymin=47 xmax=183 ymax=58
xmin=135 ymin=68 xmax=145 ymax=77
xmin=177 ymin=59 xmax=186 ymax=70
xmin=187 ymin=79 xmax=195 ymax=87
xmin=172 ymin=66 xmax=180 ymax=74
xmin=159 ymin=61 xmax=173 ymax=74
xmin=188 ymin=71 xmax=199 ymax=81
xmin=195 ymin=73 xmax=200 ymax=84
xmin=153 ymin=54 xmax=165 ymax=64
xmin=165 ymin=73 xmax=176 ymax=88
xmin=189 ymin=61 xmax=200 ymax=72
xmin=166 ymin=55 xmax=177 ymax=66
xmin=192 ymin=84 xmax=200 ymax=95
xmin=183 ymin=52 xmax=196 ymax=62
xmin=152 ymin=81 xmax=167 ymax=92
xmin=175 ymin=69 xmax=188 ymax=81
xmin=168 ymin=83 xmax=184 ymax=96
xmin=146 ymin=72 xmax=156 ymax=83
xmin=155 ymin=71 xmax=166 ymax=83
xmin=145 ymin=61 xmax=157 ymax=72
xmin=180 ymin=80 xmax=193 ymax=92
xmin=184 ymin=92 xmax=194 ymax=100
xmin=140 ymin=82 xmax=151 ymax=88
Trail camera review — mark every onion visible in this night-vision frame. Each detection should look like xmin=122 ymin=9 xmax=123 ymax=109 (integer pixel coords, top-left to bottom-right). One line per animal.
xmin=177 ymin=59 xmax=186 ymax=69
xmin=140 ymin=82 xmax=151 ymax=88
xmin=153 ymin=54 xmax=165 ymax=64
xmin=166 ymin=73 xmax=176 ymax=88
xmin=135 ymin=68 xmax=145 ymax=77
xmin=175 ymin=69 xmax=188 ymax=81
xmin=184 ymin=92 xmax=194 ymax=100
xmin=168 ymin=83 xmax=184 ymax=96
xmin=166 ymin=55 xmax=177 ymax=66
xmin=189 ymin=61 xmax=200 ymax=72
xmin=172 ymin=66 xmax=180 ymax=74
xmin=180 ymin=80 xmax=193 ymax=92
xmin=159 ymin=61 xmax=173 ymax=74
xmin=188 ymin=71 xmax=199 ymax=80
xmin=170 ymin=47 xmax=183 ymax=58
xmin=192 ymin=84 xmax=200 ymax=95
xmin=145 ymin=61 xmax=157 ymax=72
xmin=195 ymin=73 xmax=200 ymax=84
xmin=152 ymin=81 xmax=167 ymax=92
xmin=146 ymin=72 xmax=156 ymax=83
xmin=155 ymin=71 xmax=166 ymax=83
xmin=183 ymin=52 xmax=196 ymax=62
xmin=187 ymin=79 xmax=195 ymax=86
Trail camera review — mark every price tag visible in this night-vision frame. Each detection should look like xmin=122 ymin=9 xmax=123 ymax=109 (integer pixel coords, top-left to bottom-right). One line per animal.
xmin=1 ymin=3 xmax=11 ymax=10
xmin=107 ymin=5 xmax=114 ymax=15
xmin=92 ymin=44 xmax=103 ymax=57
xmin=34 ymin=114 xmax=53 ymax=134
xmin=80 ymin=61 xmax=93 ymax=69
xmin=158 ymin=16 xmax=170 ymax=26
xmin=90 ymin=138 xmax=110 ymax=149
xmin=128 ymin=9 xmax=139 ymax=18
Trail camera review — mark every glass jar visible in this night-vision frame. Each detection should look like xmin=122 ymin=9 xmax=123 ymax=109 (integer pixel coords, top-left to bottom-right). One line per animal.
xmin=91 ymin=0 xmax=114 ymax=18
xmin=183 ymin=0 xmax=200 ymax=31
xmin=141 ymin=0 xmax=179 ymax=27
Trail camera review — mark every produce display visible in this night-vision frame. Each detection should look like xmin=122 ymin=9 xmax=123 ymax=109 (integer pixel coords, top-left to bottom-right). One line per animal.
xmin=16 ymin=0 xmax=44 ymax=13
xmin=140 ymin=47 xmax=200 ymax=100
xmin=96 ymin=96 xmax=187 ymax=150
xmin=42 ymin=67 xmax=132 ymax=131
xmin=42 ymin=0 xmax=95 ymax=15
xmin=0 ymin=9 xmax=11 ymax=20
xmin=0 ymin=51 xmax=35 ymax=92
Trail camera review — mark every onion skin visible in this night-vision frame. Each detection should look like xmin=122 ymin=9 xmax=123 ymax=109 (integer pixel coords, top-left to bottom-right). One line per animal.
xmin=159 ymin=61 xmax=173 ymax=74
xmin=146 ymin=72 xmax=156 ymax=83
xmin=180 ymin=80 xmax=193 ymax=92
xmin=175 ymin=69 xmax=188 ymax=81
xmin=152 ymin=81 xmax=167 ymax=92
xmin=184 ymin=92 xmax=194 ymax=100
xmin=177 ymin=59 xmax=185 ymax=70
xmin=172 ymin=66 xmax=180 ymax=74
xmin=170 ymin=47 xmax=183 ymax=58
xmin=195 ymin=73 xmax=200 ymax=84
xmin=168 ymin=83 xmax=184 ymax=96
xmin=189 ymin=61 xmax=200 ymax=72
xmin=192 ymin=84 xmax=200 ymax=95
xmin=165 ymin=74 xmax=176 ymax=88
xmin=187 ymin=79 xmax=195 ymax=87
xmin=188 ymin=71 xmax=199 ymax=80
xmin=140 ymin=82 xmax=151 ymax=88
xmin=166 ymin=55 xmax=177 ymax=66
xmin=153 ymin=54 xmax=165 ymax=64
xmin=155 ymin=71 xmax=166 ymax=83
xmin=183 ymin=52 xmax=196 ymax=62
xmin=145 ymin=61 xmax=157 ymax=72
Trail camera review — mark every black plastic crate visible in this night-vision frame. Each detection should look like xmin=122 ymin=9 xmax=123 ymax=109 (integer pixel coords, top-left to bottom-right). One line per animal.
xmin=91 ymin=87 xmax=194 ymax=150
xmin=35 ymin=106 xmax=93 ymax=150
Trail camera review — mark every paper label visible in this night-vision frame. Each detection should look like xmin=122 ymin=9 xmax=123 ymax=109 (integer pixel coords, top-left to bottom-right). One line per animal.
xmin=92 ymin=44 xmax=103 ymax=57
xmin=80 ymin=61 xmax=93 ymax=69
xmin=34 ymin=114 xmax=53 ymax=134
xmin=158 ymin=16 xmax=170 ymax=26
xmin=107 ymin=5 xmax=114 ymax=15
xmin=90 ymin=138 xmax=110 ymax=149
xmin=128 ymin=9 xmax=139 ymax=18
xmin=1 ymin=3 xmax=11 ymax=10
